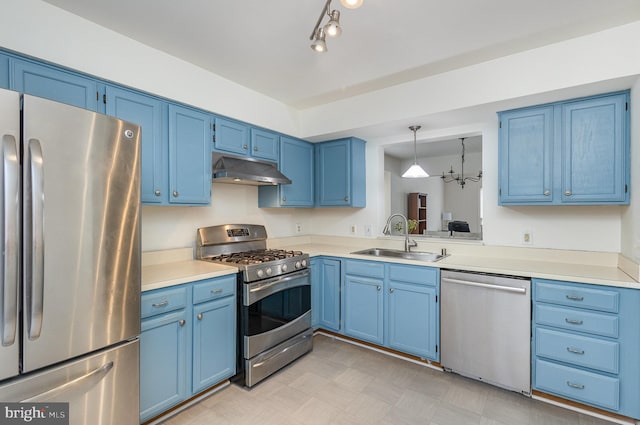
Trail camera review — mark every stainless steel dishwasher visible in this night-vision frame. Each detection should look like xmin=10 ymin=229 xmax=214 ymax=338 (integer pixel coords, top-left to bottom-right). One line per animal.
xmin=441 ymin=270 xmax=531 ymax=395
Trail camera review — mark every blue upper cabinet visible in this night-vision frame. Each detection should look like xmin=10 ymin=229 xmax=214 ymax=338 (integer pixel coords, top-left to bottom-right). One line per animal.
xmin=561 ymin=94 xmax=628 ymax=204
xmin=212 ymin=117 xmax=250 ymax=156
xmin=0 ymin=53 xmax=8 ymax=89
xmin=10 ymin=58 xmax=99 ymax=111
xmin=499 ymin=91 xmax=629 ymax=205
xmin=499 ymin=106 xmax=554 ymax=204
xmin=250 ymin=128 xmax=279 ymax=162
xmin=105 ymin=86 xmax=167 ymax=204
xmin=168 ymin=104 xmax=212 ymax=205
xmin=258 ymin=136 xmax=314 ymax=208
xmin=315 ymin=137 xmax=366 ymax=207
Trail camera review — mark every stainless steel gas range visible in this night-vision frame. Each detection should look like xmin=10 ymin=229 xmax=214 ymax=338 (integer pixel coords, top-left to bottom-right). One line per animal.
xmin=196 ymin=224 xmax=313 ymax=387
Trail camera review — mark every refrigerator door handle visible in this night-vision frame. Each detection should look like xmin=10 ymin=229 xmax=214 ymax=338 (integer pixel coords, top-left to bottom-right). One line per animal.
xmin=25 ymin=138 xmax=45 ymax=340
xmin=21 ymin=361 xmax=114 ymax=402
xmin=1 ymin=134 xmax=19 ymax=346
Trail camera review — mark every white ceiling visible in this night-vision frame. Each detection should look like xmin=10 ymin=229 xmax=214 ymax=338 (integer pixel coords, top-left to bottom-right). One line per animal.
xmin=385 ymin=135 xmax=482 ymax=161
xmin=42 ymin=0 xmax=640 ymax=112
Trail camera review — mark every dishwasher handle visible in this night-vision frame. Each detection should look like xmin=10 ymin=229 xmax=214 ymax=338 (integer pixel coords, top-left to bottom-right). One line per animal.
xmin=441 ymin=277 xmax=527 ymax=294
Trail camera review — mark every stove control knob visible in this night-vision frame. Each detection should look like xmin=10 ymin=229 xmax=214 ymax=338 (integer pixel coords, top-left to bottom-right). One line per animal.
xmin=256 ymin=269 xmax=264 ymax=278
xmin=265 ymin=267 xmax=273 ymax=276
xmin=301 ymin=259 xmax=308 ymax=268
xmin=281 ymin=264 xmax=288 ymax=272
xmin=295 ymin=261 xmax=301 ymax=269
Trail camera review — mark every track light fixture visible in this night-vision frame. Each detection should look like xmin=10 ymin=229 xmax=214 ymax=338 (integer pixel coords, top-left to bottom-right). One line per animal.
xmin=310 ymin=0 xmax=361 ymax=52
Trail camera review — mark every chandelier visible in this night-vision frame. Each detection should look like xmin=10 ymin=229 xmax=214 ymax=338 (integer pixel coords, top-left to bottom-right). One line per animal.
xmin=441 ymin=138 xmax=482 ymax=189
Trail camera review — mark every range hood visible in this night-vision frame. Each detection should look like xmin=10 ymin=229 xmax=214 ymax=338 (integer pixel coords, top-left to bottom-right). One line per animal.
xmin=211 ymin=154 xmax=292 ymax=186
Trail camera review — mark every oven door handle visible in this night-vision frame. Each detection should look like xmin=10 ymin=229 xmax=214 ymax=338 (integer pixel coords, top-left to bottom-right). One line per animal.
xmin=245 ymin=269 xmax=310 ymax=305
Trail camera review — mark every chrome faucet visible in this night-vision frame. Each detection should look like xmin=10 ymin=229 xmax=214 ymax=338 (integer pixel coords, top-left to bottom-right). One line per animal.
xmin=382 ymin=213 xmax=418 ymax=252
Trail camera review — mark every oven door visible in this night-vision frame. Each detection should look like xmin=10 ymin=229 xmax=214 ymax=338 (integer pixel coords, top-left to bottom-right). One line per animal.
xmin=242 ymin=269 xmax=311 ymax=359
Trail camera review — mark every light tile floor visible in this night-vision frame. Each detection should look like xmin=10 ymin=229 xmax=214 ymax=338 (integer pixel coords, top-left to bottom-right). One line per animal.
xmin=163 ymin=334 xmax=618 ymax=425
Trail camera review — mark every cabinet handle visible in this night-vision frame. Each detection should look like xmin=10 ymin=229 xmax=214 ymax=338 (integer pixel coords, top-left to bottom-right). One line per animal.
xmin=565 ymin=190 xmax=572 ymax=196
xmin=566 ymin=381 xmax=585 ymax=390
xmin=282 ymin=196 xmax=286 ymax=202
xmin=565 ymin=318 xmax=583 ymax=325
xmin=376 ymin=285 xmax=381 ymax=291
xmin=173 ymin=191 xmax=179 ymax=197
xmin=179 ymin=319 xmax=186 ymax=327
xmin=197 ymin=313 xmax=203 ymax=320
xmin=152 ymin=301 xmax=168 ymax=308
xmin=253 ymin=146 xmax=258 ymax=151
xmin=389 ymin=288 xmax=394 ymax=293
xmin=566 ymin=347 xmax=585 ymax=355
xmin=344 ymin=196 xmax=349 ymax=202
xmin=243 ymin=144 xmax=248 ymax=149
xmin=211 ymin=288 xmax=223 ymax=294
xmin=566 ymin=295 xmax=584 ymax=301
xmin=543 ymin=190 xmax=550 ymax=196
xmin=154 ymin=190 xmax=161 ymax=196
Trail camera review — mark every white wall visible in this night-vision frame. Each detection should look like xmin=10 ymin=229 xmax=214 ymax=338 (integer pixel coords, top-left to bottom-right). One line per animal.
xmin=2 ymin=1 xmax=639 ymax=254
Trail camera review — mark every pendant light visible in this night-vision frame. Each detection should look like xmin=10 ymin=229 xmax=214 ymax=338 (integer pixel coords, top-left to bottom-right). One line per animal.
xmin=402 ymin=126 xmax=429 ymax=178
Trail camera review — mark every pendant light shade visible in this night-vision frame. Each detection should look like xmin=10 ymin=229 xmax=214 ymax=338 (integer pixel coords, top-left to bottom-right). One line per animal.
xmin=402 ymin=125 xmax=429 ymax=178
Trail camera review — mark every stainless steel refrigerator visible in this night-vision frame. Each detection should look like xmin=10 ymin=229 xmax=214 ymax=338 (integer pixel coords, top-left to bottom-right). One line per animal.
xmin=0 ymin=88 xmax=141 ymax=424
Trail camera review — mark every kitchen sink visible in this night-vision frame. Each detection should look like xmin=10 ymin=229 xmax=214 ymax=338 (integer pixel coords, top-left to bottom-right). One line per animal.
xmin=350 ymin=248 xmax=446 ymax=262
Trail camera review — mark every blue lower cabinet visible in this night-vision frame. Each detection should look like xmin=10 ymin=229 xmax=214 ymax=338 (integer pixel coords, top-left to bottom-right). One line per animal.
xmin=140 ymin=275 xmax=237 ymax=422
xmin=192 ymin=296 xmax=236 ymax=393
xmin=344 ymin=274 xmax=384 ymax=345
xmin=388 ymin=281 xmax=438 ymax=360
xmin=140 ymin=309 xmax=189 ymax=422
xmin=311 ymin=257 xmax=341 ymax=331
xmin=532 ymin=279 xmax=640 ymax=419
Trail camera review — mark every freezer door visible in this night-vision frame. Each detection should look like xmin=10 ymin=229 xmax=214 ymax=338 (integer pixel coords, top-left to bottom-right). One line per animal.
xmin=0 ymin=339 xmax=139 ymax=425
xmin=0 ymin=88 xmax=20 ymax=381
xmin=22 ymin=95 xmax=141 ymax=373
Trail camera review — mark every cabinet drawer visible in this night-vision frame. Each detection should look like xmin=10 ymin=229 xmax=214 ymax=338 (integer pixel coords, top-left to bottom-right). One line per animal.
xmin=535 ymin=280 xmax=619 ymax=313
xmin=193 ymin=275 xmax=236 ymax=304
xmin=535 ymin=328 xmax=619 ymax=374
xmin=535 ymin=359 xmax=619 ymax=411
xmin=388 ymin=264 xmax=438 ymax=286
xmin=535 ymin=304 xmax=618 ymax=338
xmin=142 ymin=286 xmax=188 ymax=318
xmin=345 ymin=260 xmax=384 ymax=278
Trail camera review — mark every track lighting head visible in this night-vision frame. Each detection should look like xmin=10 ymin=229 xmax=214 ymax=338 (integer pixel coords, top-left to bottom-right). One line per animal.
xmin=340 ymin=0 xmax=363 ymax=9
xmin=324 ymin=10 xmax=342 ymax=37
xmin=311 ymin=27 xmax=328 ymax=52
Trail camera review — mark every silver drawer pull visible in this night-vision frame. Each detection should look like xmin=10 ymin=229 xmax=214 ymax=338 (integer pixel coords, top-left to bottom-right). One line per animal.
xmin=152 ymin=301 xmax=169 ymax=308
xmin=565 ymin=318 xmax=583 ymax=325
xmin=566 ymin=381 xmax=584 ymax=390
xmin=566 ymin=295 xmax=584 ymax=301
xmin=566 ymin=347 xmax=585 ymax=355
xmin=179 ymin=319 xmax=186 ymax=327
xmin=211 ymin=288 xmax=223 ymax=294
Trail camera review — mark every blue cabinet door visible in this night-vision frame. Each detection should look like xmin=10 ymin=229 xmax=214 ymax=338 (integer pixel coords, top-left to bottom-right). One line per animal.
xmin=168 ymin=104 xmax=212 ymax=205
xmin=315 ymin=137 xmax=366 ymax=207
xmin=250 ymin=128 xmax=279 ymax=162
xmin=213 ymin=117 xmax=249 ymax=156
xmin=387 ymin=281 xmax=438 ymax=360
xmin=498 ymin=106 xmax=554 ymax=204
xmin=317 ymin=258 xmax=341 ymax=331
xmin=140 ymin=309 xmax=189 ymax=422
xmin=258 ymin=136 xmax=314 ymax=207
xmin=0 ymin=54 xmax=8 ymax=89
xmin=344 ymin=274 xmax=383 ymax=344
xmin=192 ymin=295 xmax=236 ymax=394
xmin=10 ymin=59 xmax=98 ymax=111
xmin=316 ymin=139 xmax=350 ymax=206
xmin=562 ymin=93 xmax=628 ymax=204
xmin=105 ymin=86 xmax=166 ymax=204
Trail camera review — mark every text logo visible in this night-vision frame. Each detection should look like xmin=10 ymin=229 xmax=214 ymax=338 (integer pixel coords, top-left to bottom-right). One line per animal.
xmin=0 ymin=403 xmax=68 ymax=424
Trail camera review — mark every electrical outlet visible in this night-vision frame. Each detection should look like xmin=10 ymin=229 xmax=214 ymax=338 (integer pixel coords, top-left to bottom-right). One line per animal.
xmin=522 ymin=230 xmax=532 ymax=245
xmin=350 ymin=224 xmax=357 ymax=235
xmin=364 ymin=224 xmax=372 ymax=237
xmin=295 ymin=223 xmax=302 ymax=234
